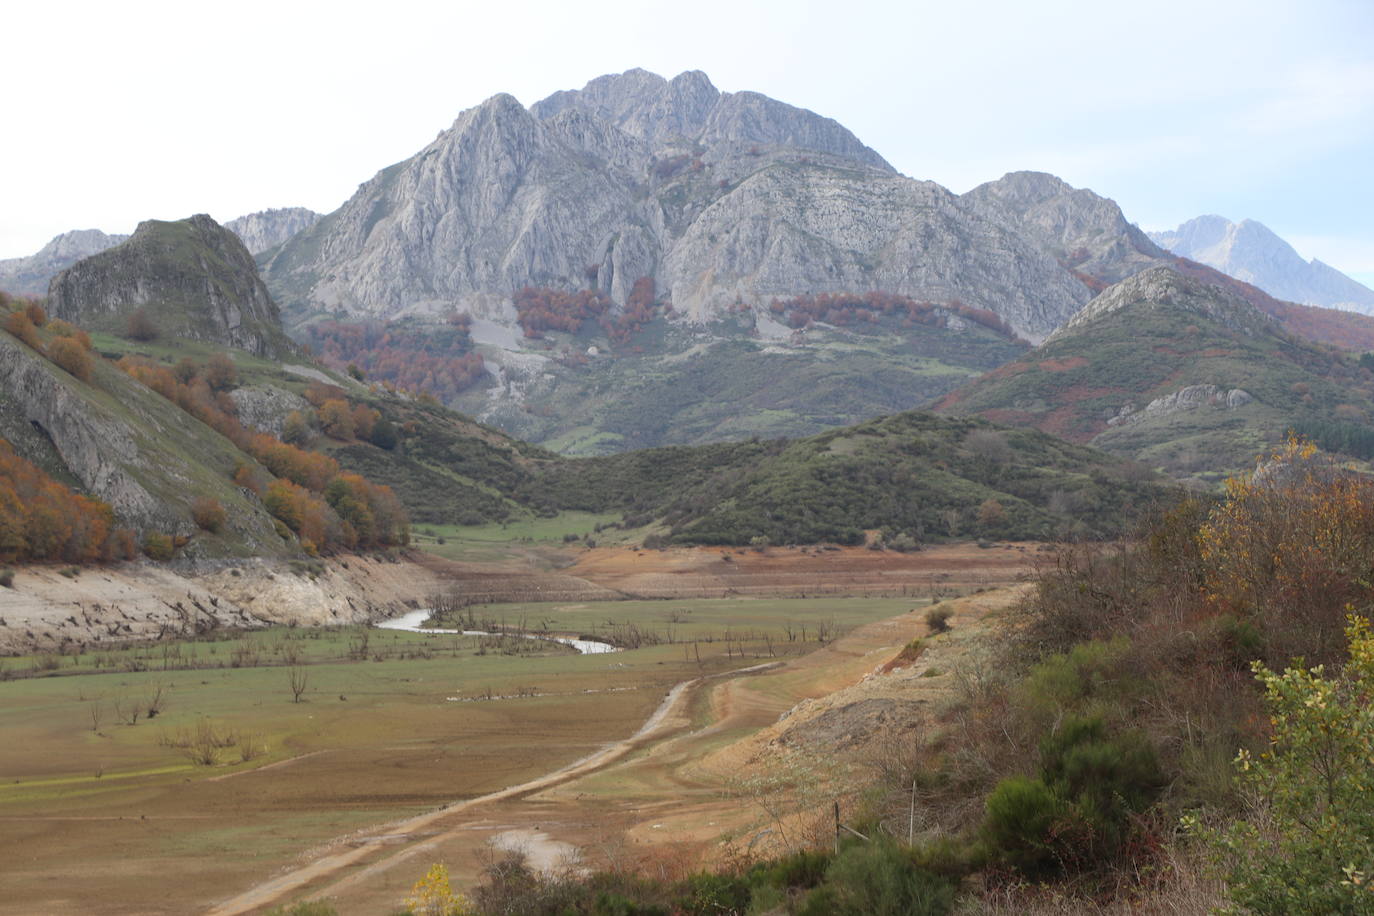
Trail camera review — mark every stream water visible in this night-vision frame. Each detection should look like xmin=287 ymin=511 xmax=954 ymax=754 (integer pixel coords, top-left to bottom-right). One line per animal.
xmin=375 ymin=609 xmax=619 ymax=654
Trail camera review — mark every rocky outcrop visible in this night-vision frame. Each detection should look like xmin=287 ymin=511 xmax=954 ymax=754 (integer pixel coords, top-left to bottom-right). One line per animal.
xmin=225 ymin=207 xmax=321 ymax=255
xmin=1054 ymin=265 xmax=1274 ymax=339
xmin=47 ymin=214 xmax=293 ymax=357
xmin=1107 ymin=384 xmax=1254 ymax=426
xmin=0 ymin=229 xmax=128 ymax=296
xmin=228 ymin=385 xmax=311 ymax=437
xmin=263 ymin=69 xmax=1170 ymax=342
xmin=1151 ymin=216 xmax=1374 ymax=315
xmin=0 ymin=554 xmax=451 ymax=654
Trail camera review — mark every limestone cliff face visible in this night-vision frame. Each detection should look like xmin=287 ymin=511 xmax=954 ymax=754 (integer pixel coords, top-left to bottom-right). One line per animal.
xmin=266 ymin=70 xmax=1175 ymax=341
xmin=961 ymin=171 xmax=1166 ymax=286
xmin=47 ymin=214 xmax=292 ymax=357
xmin=0 ymin=229 xmax=128 ymax=296
xmin=225 ymin=207 xmax=321 ymax=255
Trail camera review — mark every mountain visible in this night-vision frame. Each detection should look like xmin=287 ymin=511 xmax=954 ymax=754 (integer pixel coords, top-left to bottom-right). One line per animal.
xmin=260 ymin=69 xmax=1177 ymax=453
xmin=0 ymin=229 xmax=128 ymax=296
xmin=225 ymin=207 xmax=321 ymax=255
xmin=1151 ymin=216 xmax=1374 ymax=315
xmin=263 ymin=70 xmax=1168 ymax=340
xmin=47 ymin=214 xmax=294 ymax=357
xmin=937 ymin=265 xmax=1374 ymax=484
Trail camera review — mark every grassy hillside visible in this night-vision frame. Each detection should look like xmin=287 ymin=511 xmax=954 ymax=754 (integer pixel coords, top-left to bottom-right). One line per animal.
xmin=938 ymin=268 xmax=1374 ymax=485
xmin=0 ymin=321 xmax=290 ymax=558
xmin=89 ymin=331 xmax=547 ymax=528
xmin=528 ymin=411 xmax=1171 ymax=545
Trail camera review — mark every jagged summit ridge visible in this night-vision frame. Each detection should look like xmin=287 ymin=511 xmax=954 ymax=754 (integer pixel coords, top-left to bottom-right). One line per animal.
xmin=530 ymin=68 xmax=892 ymax=170
xmin=264 ymin=70 xmax=1172 ymax=340
xmin=225 ymin=207 xmax=321 ymax=255
xmin=1150 ymin=215 xmax=1374 ymax=314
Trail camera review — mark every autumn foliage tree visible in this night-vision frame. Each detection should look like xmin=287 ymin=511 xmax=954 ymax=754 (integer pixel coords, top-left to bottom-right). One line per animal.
xmin=303 ymin=318 xmax=486 ymax=401
xmin=0 ymin=439 xmax=134 ymax=564
xmin=769 ymin=290 xmax=1017 ymax=338
xmin=115 ymin=355 xmax=409 ymax=554
xmin=48 ymin=336 xmax=94 ymax=382
xmin=126 ymin=308 xmax=158 ymax=341
xmin=4 ymin=310 xmax=43 ymax=351
xmin=1197 ymin=437 xmax=1374 ymax=665
xmin=513 ymin=286 xmax=613 ymax=338
xmin=192 ymin=497 xmax=227 ymax=533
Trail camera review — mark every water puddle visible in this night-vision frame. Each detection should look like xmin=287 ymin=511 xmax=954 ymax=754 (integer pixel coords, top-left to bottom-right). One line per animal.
xmin=376 ymin=609 xmax=619 ymax=654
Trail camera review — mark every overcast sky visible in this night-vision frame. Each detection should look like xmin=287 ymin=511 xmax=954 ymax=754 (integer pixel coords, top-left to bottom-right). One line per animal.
xmin=5 ymin=0 xmax=1371 ymax=284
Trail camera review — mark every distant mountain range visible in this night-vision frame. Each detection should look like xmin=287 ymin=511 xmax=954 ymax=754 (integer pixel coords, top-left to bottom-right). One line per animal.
xmin=1150 ymin=216 xmax=1374 ymax=315
xmin=8 ymin=69 xmax=1374 ymax=462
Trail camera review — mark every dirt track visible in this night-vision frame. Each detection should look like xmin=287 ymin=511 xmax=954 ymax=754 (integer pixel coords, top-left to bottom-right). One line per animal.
xmin=205 ymin=663 xmax=781 ymax=915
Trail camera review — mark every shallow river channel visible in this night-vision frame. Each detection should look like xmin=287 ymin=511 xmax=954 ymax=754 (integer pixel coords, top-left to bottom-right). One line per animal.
xmin=376 ymin=608 xmax=619 ymax=654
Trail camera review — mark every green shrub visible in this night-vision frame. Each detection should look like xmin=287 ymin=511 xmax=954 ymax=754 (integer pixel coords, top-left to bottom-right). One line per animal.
xmin=1188 ymin=617 xmax=1374 ymax=915
xmin=0 ymin=569 xmax=13 ymax=587
xmin=1017 ymin=637 xmax=1137 ymax=723
xmin=142 ymin=532 xmax=175 ymax=561
xmin=982 ymin=775 xmax=1067 ymax=875
xmin=800 ymin=840 xmax=954 ymax=916
xmin=1039 ymin=716 xmax=1164 ymax=851
xmin=983 ymin=717 xmax=1164 ymax=876
xmin=681 ymin=872 xmax=749 ymax=915
xmin=749 ymin=848 xmax=831 ymax=891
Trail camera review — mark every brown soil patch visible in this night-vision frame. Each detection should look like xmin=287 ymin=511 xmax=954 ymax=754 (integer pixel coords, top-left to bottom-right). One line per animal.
xmin=1037 ymin=356 xmax=1088 ymax=372
xmin=978 ymin=408 xmax=1040 ymax=426
xmin=564 ymin=542 xmax=1037 ymax=601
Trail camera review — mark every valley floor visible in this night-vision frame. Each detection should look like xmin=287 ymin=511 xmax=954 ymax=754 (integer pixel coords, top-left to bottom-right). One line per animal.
xmin=0 ymin=542 xmax=1033 ymax=914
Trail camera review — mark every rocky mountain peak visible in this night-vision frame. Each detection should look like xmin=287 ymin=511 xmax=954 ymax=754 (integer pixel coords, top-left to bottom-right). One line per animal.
xmin=47 ymin=214 xmax=292 ymax=357
xmin=968 ymin=170 xmax=1074 ymax=208
xmin=531 ymin=68 xmax=891 ymax=170
xmin=961 ymin=171 xmax=1166 ymax=288
xmin=262 ymin=70 xmax=1177 ymax=345
xmin=225 ymin=207 xmax=321 ymax=255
